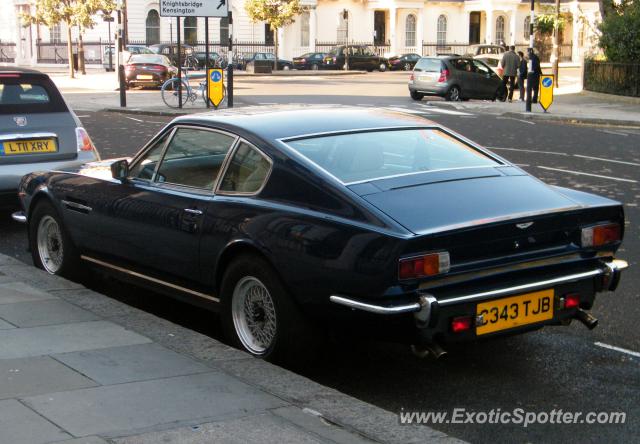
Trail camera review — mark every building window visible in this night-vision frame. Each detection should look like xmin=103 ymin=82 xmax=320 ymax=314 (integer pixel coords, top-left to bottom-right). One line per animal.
xmin=183 ymin=17 xmax=197 ymax=44
xmin=264 ymin=23 xmax=274 ymax=45
xmin=405 ymin=14 xmax=416 ymax=47
xmin=524 ymin=16 xmax=530 ymax=41
xmin=300 ymin=11 xmax=310 ymax=47
xmin=145 ymin=10 xmax=160 ymax=45
xmin=578 ymin=23 xmax=586 ymax=46
xmin=220 ymin=17 xmax=229 ymax=43
xmin=50 ymin=23 xmax=61 ymax=44
xmin=337 ymin=11 xmax=348 ymax=42
xmin=496 ymin=16 xmax=505 ymax=44
xmin=437 ymin=15 xmax=447 ymax=46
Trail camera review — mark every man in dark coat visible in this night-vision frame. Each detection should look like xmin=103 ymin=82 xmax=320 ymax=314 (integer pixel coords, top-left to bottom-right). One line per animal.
xmin=517 ymin=51 xmax=527 ymax=101
xmin=526 ymin=47 xmax=543 ymax=103
xmin=500 ymin=45 xmax=519 ymax=102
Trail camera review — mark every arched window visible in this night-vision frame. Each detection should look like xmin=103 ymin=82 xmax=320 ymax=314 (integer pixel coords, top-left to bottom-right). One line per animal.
xmin=300 ymin=11 xmax=310 ymax=47
xmin=145 ymin=10 xmax=160 ymax=45
xmin=183 ymin=17 xmax=197 ymax=45
xmin=524 ymin=16 xmax=531 ymax=40
xmin=495 ymin=16 xmax=505 ymax=44
xmin=437 ymin=15 xmax=447 ymax=46
xmin=337 ymin=11 xmax=348 ymax=42
xmin=405 ymin=14 xmax=416 ymax=47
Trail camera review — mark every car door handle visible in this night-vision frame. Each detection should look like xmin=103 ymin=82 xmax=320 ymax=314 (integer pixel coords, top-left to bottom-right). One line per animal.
xmin=184 ymin=208 xmax=203 ymax=215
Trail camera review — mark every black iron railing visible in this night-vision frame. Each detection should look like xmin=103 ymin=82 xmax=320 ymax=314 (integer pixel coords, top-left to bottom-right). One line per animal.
xmin=584 ymin=61 xmax=640 ymax=97
xmin=0 ymin=42 xmax=16 ymax=63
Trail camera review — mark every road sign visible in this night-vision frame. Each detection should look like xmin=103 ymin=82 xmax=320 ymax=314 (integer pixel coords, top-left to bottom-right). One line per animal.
xmin=539 ymin=74 xmax=554 ymax=112
xmin=159 ymin=0 xmax=228 ymax=18
xmin=207 ymin=68 xmax=225 ymax=107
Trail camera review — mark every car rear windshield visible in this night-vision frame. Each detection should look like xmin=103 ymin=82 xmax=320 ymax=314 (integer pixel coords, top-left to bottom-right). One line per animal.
xmin=414 ymin=58 xmax=443 ymax=72
xmin=128 ymin=54 xmax=169 ymax=65
xmin=285 ymin=129 xmax=500 ymax=184
xmin=0 ymin=74 xmax=67 ymax=114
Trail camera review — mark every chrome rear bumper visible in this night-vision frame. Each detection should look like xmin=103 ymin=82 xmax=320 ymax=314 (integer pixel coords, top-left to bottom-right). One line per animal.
xmin=330 ymin=259 xmax=629 ymax=316
xmin=11 ymin=211 xmax=26 ymax=223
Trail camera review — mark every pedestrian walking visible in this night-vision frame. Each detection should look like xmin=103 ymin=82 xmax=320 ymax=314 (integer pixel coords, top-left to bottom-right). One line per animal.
xmin=526 ymin=47 xmax=543 ymax=103
xmin=517 ymin=51 xmax=527 ymax=101
xmin=500 ymin=45 xmax=519 ymax=102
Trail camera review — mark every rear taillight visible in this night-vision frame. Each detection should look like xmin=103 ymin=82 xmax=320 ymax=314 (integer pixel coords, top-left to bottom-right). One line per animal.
xmin=76 ymin=127 xmax=96 ymax=152
xmin=581 ymin=223 xmax=621 ymax=247
xmin=563 ymin=293 xmax=580 ymax=309
xmin=398 ymin=252 xmax=450 ymax=280
xmin=409 ymin=73 xmax=414 ymax=81
xmin=333 ymin=57 xmax=337 ymax=62
xmin=0 ymin=73 xmax=20 ymax=78
xmin=148 ymin=64 xmax=166 ymax=71
xmin=437 ymin=68 xmax=449 ymax=83
xmin=451 ymin=316 xmax=473 ymax=333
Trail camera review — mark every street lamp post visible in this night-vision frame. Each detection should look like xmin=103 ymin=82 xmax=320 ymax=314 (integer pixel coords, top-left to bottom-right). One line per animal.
xmin=526 ymin=0 xmax=535 ymax=112
xmin=342 ymin=9 xmax=349 ymax=71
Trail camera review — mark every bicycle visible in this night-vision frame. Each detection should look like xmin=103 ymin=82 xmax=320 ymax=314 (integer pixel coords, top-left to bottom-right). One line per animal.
xmin=161 ymin=65 xmax=226 ymax=109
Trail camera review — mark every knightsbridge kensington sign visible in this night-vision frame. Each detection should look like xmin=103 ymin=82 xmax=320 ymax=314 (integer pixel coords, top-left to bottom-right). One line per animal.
xmin=159 ymin=0 xmax=228 ymax=17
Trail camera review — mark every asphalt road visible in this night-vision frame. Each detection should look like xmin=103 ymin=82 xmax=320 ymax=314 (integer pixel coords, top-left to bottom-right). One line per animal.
xmin=1 ymin=105 xmax=638 ymax=444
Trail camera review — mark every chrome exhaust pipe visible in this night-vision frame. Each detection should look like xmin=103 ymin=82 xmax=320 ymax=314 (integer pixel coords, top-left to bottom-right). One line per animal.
xmin=575 ymin=309 xmax=598 ymax=330
xmin=411 ymin=342 xmax=448 ymax=360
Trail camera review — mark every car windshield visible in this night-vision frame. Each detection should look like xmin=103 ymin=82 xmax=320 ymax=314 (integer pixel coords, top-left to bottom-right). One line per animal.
xmin=285 ymin=129 xmax=500 ymax=184
xmin=298 ymin=53 xmax=313 ymax=58
xmin=128 ymin=54 xmax=169 ymax=65
xmin=329 ymin=47 xmax=342 ymax=56
xmin=414 ymin=58 xmax=442 ymax=72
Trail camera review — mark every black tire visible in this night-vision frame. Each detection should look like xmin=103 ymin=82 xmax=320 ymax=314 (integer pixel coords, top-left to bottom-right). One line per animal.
xmin=29 ymin=200 xmax=80 ymax=278
xmin=410 ymin=90 xmax=424 ymax=101
xmin=445 ymin=85 xmax=461 ymax=101
xmin=220 ymin=254 xmax=320 ymax=363
xmin=378 ymin=63 xmax=387 ymax=72
xmin=311 ymin=63 xmax=319 ymax=71
xmin=403 ymin=62 xmax=412 ymax=71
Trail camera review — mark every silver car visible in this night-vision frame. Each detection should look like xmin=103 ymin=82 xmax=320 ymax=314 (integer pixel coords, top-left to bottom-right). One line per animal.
xmin=409 ymin=56 xmax=506 ymax=102
xmin=1 ymin=68 xmax=99 ymax=208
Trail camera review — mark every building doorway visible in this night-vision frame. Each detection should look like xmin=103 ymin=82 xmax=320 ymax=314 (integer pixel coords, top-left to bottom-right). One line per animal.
xmin=374 ymin=11 xmax=386 ymax=44
xmin=469 ymin=12 xmax=480 ymax=44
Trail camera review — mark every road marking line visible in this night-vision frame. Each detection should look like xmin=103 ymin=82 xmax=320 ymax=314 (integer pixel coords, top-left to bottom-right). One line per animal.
xmin=497 ymin=116 xmax=536 ymax=125
xmin=487 ymin=147 xmax=568 ymax=156
xmin=76 ymin=115 xmax=90 ymax=118
xmin=385 ymin=107 xmax=428 ymax=115
xmin=573 ymin=154 xmax=640 ymax=167
xmin=422 ymin=107 xmax=473 ymax=116
xmin=124 ymin=116 xmax=144 ymax=123
xmin=537 ymin=166 xmax=638 ymax=183
xmin=595 ymin=342 xmax=640 ymax=358
xmin=598 ymin=129 xmax=629 ymax=137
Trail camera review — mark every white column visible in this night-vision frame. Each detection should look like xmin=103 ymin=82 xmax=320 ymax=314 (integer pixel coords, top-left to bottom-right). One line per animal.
xmin=277 ymin=27 xmax=285 ymax=59
xmin=416 ymin=8 xmax=424 ymax=54
xmin=510 ymin=8 xmax=518 ymax=45
xmin=485 ymin=9 xmax=493 ymax=44
xmin=571 ymin=4 xmax=580 ymax=63
xmin=309 ymin=7 xmax=317 ymax=52
xmin=367 ymin=9 xmax=375 ymax=42
xmin=389 ymin=7 xmax=397 ymax=55
xmin=463 ymin=11 xmax=471 ymax=44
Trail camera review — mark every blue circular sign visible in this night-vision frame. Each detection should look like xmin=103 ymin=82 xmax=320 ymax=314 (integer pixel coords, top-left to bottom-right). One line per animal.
xmin=542 ymin=77 xmax=552 ymax=87
xmin=211 ymin=71 xmax=222 ymax=82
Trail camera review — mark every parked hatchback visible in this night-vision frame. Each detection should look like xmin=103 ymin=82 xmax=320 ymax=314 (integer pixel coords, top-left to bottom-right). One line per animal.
xmin=409 ymin=56 xmax=506 ymax=101
xmin=0 ymin=68 xmax=99 ymax=208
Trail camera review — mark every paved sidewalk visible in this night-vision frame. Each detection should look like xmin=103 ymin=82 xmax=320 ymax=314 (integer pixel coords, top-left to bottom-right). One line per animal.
xmin=0 ymin=253 xmax=459 ymax=444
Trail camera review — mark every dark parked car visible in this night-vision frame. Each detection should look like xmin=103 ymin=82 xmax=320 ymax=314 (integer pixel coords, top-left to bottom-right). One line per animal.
xmin=242 ymin=52 xmax=292 ymax=71
xmin=124 ymin=54 xmax=178 ymax=88
xmin=1 ymin=68 xmax=99 ymax=208
xmin=409 ymin=56 xmax=506 ymax=101
xmin=323 ymin=45 xmax=388 ymax=71
xmin=148 ymin=43 xmax=197 ymax=69
xmin=103 ymin=45 xmax=154 ymax=70
xmin=292 ymin=52 xmax=327 ymax=70
xmin=193 ymin=50 xmax=221 ymax=69
xmin=13 ymin=108 xmax=628 ymax=362
xmin=388 ymin=53 xmax=421 ymax=71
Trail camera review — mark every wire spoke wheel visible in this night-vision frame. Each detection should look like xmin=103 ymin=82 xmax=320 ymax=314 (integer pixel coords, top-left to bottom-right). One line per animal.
xmin=161 ymin=78 xmax=189 ymax=108
xmin=231 ymin=276 xmax=277 ymax=355
xmin=36 ymin=215 xmax=64 ymax=274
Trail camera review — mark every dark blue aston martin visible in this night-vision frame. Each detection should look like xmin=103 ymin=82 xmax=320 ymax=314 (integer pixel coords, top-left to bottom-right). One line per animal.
xmin=13 ymin=108 xmax=628 ymax=361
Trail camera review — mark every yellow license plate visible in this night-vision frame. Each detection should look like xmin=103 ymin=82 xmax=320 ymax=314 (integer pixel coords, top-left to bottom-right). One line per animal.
xmin=137 ymin=74 xmax=153 ymax=79
xmin=2 ymin=138 xmax=57 ymax=156
xmin=476 ymin=289 xmax=554 ymax=335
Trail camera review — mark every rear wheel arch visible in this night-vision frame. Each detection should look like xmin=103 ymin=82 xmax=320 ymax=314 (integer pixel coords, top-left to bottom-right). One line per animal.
xmin=214 ymin=241 xmax=280 ymax=295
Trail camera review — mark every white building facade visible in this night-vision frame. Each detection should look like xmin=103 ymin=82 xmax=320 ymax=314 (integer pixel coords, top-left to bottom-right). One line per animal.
xmin=0 ymin=0 xmax=601 ymax=66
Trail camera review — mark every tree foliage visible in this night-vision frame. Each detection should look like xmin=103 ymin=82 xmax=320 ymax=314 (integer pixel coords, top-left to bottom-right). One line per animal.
xmin=597 ymin=0 xmax=640 ymax=61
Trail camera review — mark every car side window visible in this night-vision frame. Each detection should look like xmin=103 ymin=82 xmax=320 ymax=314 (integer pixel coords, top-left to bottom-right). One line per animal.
xmin=453 ymin=59 xmax=472 ymax=72
xmin=155 ymin=128 xmax=236 ymax=189
xmin=129 ymin=132 xmax=171 ymax=181
xmin=219 ymin=142 xmax=271 ymax=194
xmin=473 ymin=60 xmax=491 ymax=75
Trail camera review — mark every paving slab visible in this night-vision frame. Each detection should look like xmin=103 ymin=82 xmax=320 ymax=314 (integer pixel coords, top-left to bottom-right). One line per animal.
xmin=0 ymin=281 xmax=58 ymax=305
xmin=0 ymin=299 xmax=99 ymax=327
xmin=0 ymin=320 xmax=151 ymax=359
xmin=0 ymin=356 xmax=97 ymax=399
xmin=0 ymin=399 xmax=71 ymax=444
xmin=54 ymin=343 xmax=211 ymax=385
xmin=51 ymin=288 xmax=146 ymax=318
xmin=0 ymin=264 xmax=84 ymax=291
xmin=112 ymin=411 xmax=342 ymax=444
xmin=23 ymin=371 xmax=288 ymax=437
xmin=53 ymin=437 xmax=111 ymax=444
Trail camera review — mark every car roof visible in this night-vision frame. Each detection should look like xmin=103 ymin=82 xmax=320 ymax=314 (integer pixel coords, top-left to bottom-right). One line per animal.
xmin=0 ymin=67 xmax=49 ymax=76
xmin=173 ymin=106 xmax=436 ymax=141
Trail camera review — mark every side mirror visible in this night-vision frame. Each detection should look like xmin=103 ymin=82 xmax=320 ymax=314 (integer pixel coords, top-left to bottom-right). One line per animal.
xmin=110 ymin=159 xmax=129 ymax=181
